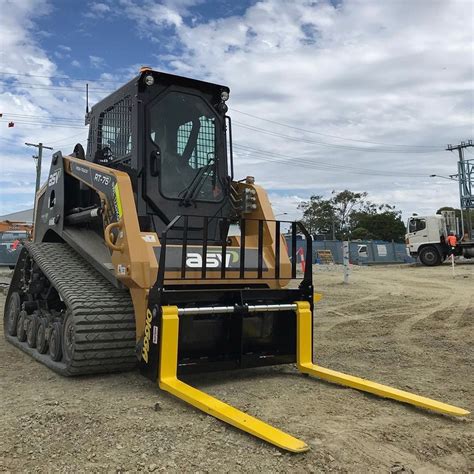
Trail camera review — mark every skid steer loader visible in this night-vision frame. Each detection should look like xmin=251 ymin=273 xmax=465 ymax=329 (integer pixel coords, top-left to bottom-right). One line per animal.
xmin=4 ymin=68 xmax=468 ymax=452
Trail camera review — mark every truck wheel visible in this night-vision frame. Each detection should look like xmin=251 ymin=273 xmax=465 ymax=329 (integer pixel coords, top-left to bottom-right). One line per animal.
xmin=419 ymin=246 xmax=441 ymax=266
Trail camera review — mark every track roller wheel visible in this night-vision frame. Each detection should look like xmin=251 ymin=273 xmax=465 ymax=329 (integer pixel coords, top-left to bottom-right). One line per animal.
xmin=49 ymin=322 xmax=63 ymax=362
xmin=5 ymin=292 xmax=21 ymax=336
xmin=36 ymin=318 xmax=49 ymax=354
xmin=17 ymin=311 xmax=28 ymax=342
xmin=62 ymin=313 xmax=75 ymax=365
xmin=27 ymin=315 xmax=40 ymax=348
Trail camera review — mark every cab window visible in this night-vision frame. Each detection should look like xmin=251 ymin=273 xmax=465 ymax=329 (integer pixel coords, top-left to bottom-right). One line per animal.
xmin=149 ymin=91 xmax=222 ymax=202
xmin=408 ymin=218 xmax=426 ymax=233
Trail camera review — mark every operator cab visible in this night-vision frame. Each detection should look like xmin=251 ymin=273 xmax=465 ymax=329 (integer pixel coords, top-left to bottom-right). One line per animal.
xmin=85 ymin=68 xmax=232 ymax=238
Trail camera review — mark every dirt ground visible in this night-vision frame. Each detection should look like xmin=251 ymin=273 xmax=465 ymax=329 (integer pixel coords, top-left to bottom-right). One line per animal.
xmin=0 ymin=262 xmax=473 ymax=473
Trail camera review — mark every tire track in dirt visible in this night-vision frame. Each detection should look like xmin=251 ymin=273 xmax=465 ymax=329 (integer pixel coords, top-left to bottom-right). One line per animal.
xmin=394 ymin=288 xmax=472 ymax=339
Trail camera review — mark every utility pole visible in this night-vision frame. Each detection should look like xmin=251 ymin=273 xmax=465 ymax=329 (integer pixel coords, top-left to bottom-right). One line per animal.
xmin=446 ymin=140 xmax=473 ymax=239
xmin=25 ymin=142 xmax=54 ymax=225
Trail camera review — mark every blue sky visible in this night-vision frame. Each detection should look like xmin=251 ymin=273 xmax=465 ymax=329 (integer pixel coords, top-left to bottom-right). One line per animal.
xmin=0 ymin=0 xmax=472 ymax=219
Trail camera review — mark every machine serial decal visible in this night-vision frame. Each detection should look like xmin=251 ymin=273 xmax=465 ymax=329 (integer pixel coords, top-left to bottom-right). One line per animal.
xmin=141 ymin=309 xmax=153 ymax=363
xmin=94 ymin=172 xmax=111 ymax=186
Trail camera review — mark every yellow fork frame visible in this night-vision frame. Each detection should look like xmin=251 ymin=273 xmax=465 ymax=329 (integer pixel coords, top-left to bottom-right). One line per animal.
xmin=158 ymin=302 xmax=469 ymax=453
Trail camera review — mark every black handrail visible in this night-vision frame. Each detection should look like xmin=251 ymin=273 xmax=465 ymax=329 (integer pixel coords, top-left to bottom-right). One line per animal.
xmin=156 ymin=215 xmax=313 ymax=290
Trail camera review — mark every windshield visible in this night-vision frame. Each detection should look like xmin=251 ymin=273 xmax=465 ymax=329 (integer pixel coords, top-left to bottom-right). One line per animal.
xmin=149 ymin=91 xmax=223 ymax=202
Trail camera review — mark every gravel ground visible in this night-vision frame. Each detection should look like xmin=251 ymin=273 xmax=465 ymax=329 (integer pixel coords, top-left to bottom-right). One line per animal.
xmin=0 ymin=262 xmax=473 ymax=473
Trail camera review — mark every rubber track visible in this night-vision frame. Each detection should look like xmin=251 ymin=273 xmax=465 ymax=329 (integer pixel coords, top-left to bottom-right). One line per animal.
xmin=8 ymin=242 xmax=137 ymax=376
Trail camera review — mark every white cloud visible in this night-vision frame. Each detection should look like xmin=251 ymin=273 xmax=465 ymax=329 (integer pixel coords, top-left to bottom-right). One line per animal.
xmin=126 ymin=0 xmax=473 ymax=219
xmin=91 ymin=2 xmax=110 ymax=13
xmin=0 ymin=0 xmax=55 ymax=77
xmin=71 ymin=59 xmax=81 ymax=67
xmin=84 ymin=1 xmax=112 ymax=18
xmin=89 ymin=55 xmax=105 ymax=69
xmin=0 ymin=0 xmax=90 ymax=215
xmin=1 ymin=0 xmax=472 ymax=223
xmin=120 ymin=0 xmax=183 ymax=29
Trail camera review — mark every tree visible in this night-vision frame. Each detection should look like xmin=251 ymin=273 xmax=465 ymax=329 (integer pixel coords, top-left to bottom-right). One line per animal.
xmin=299 ymin=190 xmax=405 ymax=242
xmin=299 ymin=190 xmax=370 ymax=239
xmin=298 ymin=195 xmax=336 ymax=236
xmin=330 ymin=190 xmax=368 ymax=238
xmin=350 ymin=207 xmax=406 ymax=242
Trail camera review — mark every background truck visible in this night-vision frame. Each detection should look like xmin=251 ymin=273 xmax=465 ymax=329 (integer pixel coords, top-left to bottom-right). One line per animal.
xmin=0 ymin=221 xmax=32 ymax=268
xmin=406 ymin=211 xmax=474 ymax=266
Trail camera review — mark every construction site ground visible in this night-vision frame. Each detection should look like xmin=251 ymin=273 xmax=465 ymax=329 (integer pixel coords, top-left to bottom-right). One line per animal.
xmin=0 ymin=261 xmax=472 ymax=473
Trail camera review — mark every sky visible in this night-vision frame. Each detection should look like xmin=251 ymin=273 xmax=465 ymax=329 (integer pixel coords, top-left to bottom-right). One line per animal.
xmin=0 ymin=0 xmax=472 ymax=222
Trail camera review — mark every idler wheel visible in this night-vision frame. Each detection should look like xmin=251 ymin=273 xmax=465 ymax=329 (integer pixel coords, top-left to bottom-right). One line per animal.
xmin=5 ymin=292 xmax=21 ymax=336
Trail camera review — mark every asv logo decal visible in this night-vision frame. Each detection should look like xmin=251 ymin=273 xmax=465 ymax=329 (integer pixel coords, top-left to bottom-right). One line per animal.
xmin=186 ymin=251 xmax=239 ymax=268
xmin=48 ymin=169 xmax=61 ymax=187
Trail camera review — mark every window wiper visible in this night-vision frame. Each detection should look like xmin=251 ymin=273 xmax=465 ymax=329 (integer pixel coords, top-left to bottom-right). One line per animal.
xmin=179 ymin=157 xmax=215 ymax=207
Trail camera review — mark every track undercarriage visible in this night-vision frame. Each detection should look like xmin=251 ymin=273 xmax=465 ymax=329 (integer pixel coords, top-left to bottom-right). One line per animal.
xmin=4 ymin=243 xmax=136 ymax=376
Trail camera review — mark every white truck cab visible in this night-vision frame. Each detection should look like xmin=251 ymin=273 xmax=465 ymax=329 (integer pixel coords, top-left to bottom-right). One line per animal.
xmin=406 ymin=213 xmax=474 ymax=265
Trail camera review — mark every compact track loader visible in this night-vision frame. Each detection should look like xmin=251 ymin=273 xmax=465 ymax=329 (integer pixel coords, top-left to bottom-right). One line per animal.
xmin=4 ymin=68 xmax=469 ymax=452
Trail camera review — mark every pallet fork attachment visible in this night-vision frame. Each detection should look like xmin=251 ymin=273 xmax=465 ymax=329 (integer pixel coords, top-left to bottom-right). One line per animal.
xmin=158 ymin=302 xmax=469 ymax=453
xmin=158 ymin=306 xmax=309 ymax=452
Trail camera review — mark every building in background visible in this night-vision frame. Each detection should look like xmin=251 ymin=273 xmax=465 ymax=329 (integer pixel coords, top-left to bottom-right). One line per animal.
xmin=0 ymin=209 xmax=34 ymax=224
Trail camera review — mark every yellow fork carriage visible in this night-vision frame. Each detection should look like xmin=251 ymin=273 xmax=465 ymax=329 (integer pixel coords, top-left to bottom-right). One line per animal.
xmin=139 ymin=215 xmax=469 ymax=453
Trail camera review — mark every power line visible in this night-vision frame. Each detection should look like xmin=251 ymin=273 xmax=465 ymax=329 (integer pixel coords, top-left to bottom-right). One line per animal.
xmin=0 ymin=73 xmax=453 ymax=151
xmin=48 ymin=132 xmax=88 ymax=146
xmin=4 ymin=113 xmax=83 ymax=123
xmin=233 ymin=142 xmax=430 ymax=177
xmin=230 ymin=108 xmax=445 ymax=148
xmin=0 ymin=119 xmax=85 ymax=129
xmin=0 ymin=82 xmax=112 ymax=93
xmin=2 ymin=114 xmax=83 ymax=127
xmin=0 ymin=71 xmax=123 ymax=84
xmin=233 ymin=121 xmax=443 ymax=154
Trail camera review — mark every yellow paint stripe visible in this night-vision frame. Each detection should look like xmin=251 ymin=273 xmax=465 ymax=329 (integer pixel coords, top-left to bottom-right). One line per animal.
xmin=159 ymin=305 xmax=309 ymax=453
xmin=114 ymin=183 xmax=123 ymax=219
xmin=295 ymin=301 xmax=469 ymax=417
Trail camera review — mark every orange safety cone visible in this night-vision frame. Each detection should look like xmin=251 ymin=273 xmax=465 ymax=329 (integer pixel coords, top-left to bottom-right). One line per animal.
xmin=298 ymin=247 xmax=306 ymax=273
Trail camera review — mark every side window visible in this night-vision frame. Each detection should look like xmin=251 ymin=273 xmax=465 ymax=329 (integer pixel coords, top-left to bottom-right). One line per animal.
xmin=409 ymin=218 xmax=426 ymax=232
xmin=97 ymin=96 xmax=132 ymax=162
xmin=177 ymin=116 xmax=215 ymax=169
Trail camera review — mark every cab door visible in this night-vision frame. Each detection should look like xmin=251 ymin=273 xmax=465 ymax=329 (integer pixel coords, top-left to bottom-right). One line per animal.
xmin=407 ymin=217 xmax=428 ymax=246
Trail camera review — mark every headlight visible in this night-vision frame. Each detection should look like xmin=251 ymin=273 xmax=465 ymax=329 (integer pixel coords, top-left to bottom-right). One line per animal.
xmin=144 ymin=75 xmax=155 ymax=86
xmin=221 ymin=90 xmax=229 ymax=101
